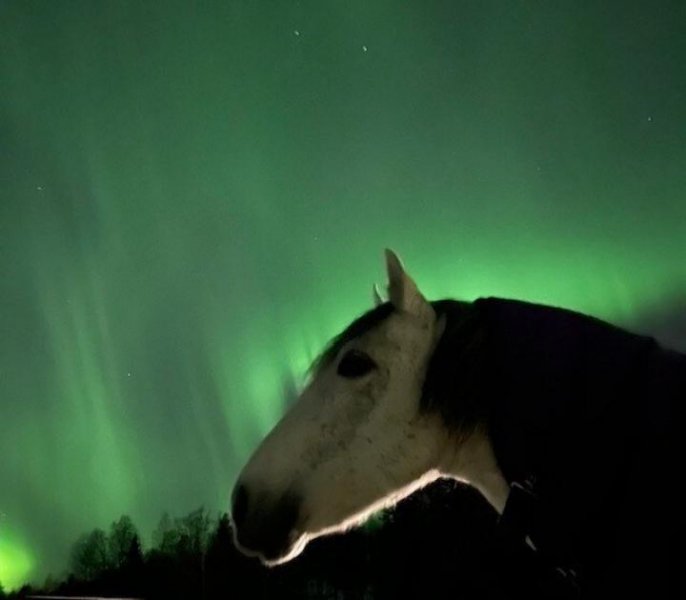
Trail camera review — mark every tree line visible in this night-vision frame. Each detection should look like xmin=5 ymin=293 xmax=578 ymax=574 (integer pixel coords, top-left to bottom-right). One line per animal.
xmin=4 ymin=480 xmax=580 ymax=599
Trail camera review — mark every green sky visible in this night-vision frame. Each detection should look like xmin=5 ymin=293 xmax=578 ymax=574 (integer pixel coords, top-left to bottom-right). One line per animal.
xmin=1 ymin=0 xmax=685 ymax=589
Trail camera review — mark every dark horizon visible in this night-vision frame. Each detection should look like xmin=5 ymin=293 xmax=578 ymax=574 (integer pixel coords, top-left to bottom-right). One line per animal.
xmin=2 ymin=480 xmax=591 ymax=600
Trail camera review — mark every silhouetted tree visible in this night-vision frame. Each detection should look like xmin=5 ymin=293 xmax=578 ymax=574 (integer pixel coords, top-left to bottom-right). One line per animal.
xmin=70 ymin=528 xmax=111 ymax=581
xmin=205 ymin=513 xmax=234 ymax=598
xmin=0 ymin=581 xmax=6 ymax=599
xmin=176 ymin=506 xmax=212 ymax=557
xmin=176 ymin=508 xmax=212 ymax=598
xmin=153 ymin=511 xmax=180 ymax=554
xmin=41 ymin=574 xmax=59 ymax=594
xmin=126 ymin=534 xmax=144 ymax=568
xmin=144 ymin=508 xmax=215 ymax=599
xmin=108 ymin=515 xmax=139 ymax=569
xmin=15 ymin=583 xmax=36 ymax=598
xmin=119 ymin=534 xmax=145 ymax=597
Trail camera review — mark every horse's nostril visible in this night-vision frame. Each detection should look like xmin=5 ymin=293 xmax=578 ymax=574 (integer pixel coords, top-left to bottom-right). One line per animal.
xmin=272 ymin=493 xmax=300 ymax=540
xmin=231 ymin=487 xmax=301 ymax=560
xmin=232 ymin=483 xmax=249 ymax=529
xmin=254 ymin=493 xmax=301 ymax=560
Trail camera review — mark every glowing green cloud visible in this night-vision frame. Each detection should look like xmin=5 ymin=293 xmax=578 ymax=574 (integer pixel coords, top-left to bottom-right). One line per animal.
xmin=0 ymin=529 xmax=34 ymax=591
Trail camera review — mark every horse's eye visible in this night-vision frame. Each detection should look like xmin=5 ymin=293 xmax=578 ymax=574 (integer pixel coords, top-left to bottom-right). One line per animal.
xmin=337 ymin=350 xmax=376 ymax=378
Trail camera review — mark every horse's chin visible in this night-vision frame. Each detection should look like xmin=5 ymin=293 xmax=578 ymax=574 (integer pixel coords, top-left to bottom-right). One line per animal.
xmin=260 ymin=533 xmax=309 ymax=567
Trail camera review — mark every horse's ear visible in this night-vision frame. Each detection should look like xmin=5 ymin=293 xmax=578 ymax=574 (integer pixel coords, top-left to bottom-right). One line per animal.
xmin=372 ymin=283 xmax=385 ymax=306
xmin=384 ymin=248 xmax=431 ymax=317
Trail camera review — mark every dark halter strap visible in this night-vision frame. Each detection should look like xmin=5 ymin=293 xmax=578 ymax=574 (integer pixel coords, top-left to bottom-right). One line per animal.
xmin=494 ymin=480 xmax=582 ymax=599
xmin=498 ymin=480 xmax=538 ymax=543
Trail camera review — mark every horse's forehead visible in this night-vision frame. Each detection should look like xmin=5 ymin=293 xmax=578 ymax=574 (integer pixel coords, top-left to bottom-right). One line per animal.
xmin=311 ymin=321 xmax=425 ymax=381
xmin=309 ymin=312 xmax=431 ymax=383
xmin=360 ymin=313 xmax=429 ymax=348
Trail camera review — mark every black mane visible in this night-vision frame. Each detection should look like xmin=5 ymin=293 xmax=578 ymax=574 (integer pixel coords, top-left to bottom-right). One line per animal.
xmin=426 ymin=296 xmax=684 ymax=596
xmin=421 ymin=299 xmax=485 ymax=432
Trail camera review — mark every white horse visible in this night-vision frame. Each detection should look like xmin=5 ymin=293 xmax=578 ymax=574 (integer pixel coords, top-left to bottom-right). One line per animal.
xmin=231 ymin=249 xmax=681 ymax=596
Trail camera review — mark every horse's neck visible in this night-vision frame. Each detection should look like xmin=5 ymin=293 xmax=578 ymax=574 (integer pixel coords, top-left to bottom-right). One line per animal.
xmin=438 ymin=429 xmax=510 ymax=514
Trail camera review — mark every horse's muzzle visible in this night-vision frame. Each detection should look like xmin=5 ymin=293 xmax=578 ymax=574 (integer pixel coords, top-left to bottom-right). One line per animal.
xmin=231 ymin=482 xmax=301 ymax=562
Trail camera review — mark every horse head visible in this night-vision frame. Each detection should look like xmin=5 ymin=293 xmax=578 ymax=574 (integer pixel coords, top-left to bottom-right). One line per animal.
xmin=230 ymin=250 xmax=454 ymax=564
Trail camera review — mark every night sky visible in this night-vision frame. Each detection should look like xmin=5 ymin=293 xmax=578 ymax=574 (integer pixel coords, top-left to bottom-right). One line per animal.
xmin=1 ymin=0 xmax=685 ymax=589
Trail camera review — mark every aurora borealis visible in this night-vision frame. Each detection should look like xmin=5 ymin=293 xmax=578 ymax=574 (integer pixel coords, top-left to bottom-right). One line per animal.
xmin=1 ymin=0 xmax=685 ymax=590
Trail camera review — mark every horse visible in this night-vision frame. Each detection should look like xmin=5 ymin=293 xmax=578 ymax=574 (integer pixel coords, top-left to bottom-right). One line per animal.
xmin=231 ymin=249 xmax=684 ymax=597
